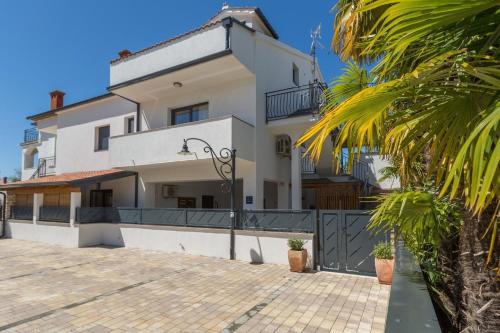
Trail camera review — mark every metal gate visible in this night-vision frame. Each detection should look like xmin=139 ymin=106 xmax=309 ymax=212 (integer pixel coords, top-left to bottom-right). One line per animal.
xmin=319 ymin=210 xmax=387 ymax=276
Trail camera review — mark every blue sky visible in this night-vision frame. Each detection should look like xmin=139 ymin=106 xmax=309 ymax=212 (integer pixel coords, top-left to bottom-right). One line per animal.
xmin=0 ymin=0 xmax=344 ymax=178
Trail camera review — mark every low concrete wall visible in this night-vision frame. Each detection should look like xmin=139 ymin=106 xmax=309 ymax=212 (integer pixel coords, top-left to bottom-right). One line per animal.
xmin=6 ymin=220 xmax=79 ymax=247
xmin=6 ymin=220 xmax=314 ymax=266
xmin=235 ymin=230 xmax=314 ymax=267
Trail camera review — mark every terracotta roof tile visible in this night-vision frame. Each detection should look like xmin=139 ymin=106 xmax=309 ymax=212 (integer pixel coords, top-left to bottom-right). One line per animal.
xmin=0 ymin=169 xmax=133 ymax=189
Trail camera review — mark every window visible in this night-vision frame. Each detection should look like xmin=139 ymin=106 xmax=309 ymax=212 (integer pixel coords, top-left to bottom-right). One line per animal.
xmin=292 ymin=63 xmax=299 ymax=86
xmin=96 ymin=125 xmax=110 ymax=151
xmin=90 ymin=190 xmax=113 ymax=207
xmin=126 ymin=117 xmax=135 ymax=134
xmin=171 ymin=103 xmax=208 ymax=125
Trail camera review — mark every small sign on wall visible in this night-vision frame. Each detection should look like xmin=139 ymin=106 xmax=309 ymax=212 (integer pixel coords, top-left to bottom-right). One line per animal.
xmin=245 ymin=196 xmax=253 ymax=204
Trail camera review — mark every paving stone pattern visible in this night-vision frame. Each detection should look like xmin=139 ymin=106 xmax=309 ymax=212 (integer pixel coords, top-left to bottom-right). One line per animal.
xmin=0 ymin=239 xmax=389 ymax=332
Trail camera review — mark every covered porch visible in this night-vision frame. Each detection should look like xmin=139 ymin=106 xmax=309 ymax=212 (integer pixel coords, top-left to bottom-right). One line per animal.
xmin=1 ymin=169 xmax=137 ymax=225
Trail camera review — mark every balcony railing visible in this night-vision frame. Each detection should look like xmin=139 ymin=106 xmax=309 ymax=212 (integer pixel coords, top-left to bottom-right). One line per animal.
xmin=23 ymin=128 xmax=39 ymax=144
xmin=31 ymin=157 xmax=56 ymax=179
xmin=301 ymin=153 xmax=316 ymax=174
xmin=266 ymin=82 xmax=326 ymax=121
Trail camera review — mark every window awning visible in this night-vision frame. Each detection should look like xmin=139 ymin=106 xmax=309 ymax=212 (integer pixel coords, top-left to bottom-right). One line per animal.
xmin=0 ymin=169 xmax=136 ymax=190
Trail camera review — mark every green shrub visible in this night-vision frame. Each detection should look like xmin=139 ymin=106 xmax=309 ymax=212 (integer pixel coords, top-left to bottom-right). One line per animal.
xmin=288 ymin=238 xmax=305 ymax=251
xmin=372 ymin=242 xmax=393 ymax=260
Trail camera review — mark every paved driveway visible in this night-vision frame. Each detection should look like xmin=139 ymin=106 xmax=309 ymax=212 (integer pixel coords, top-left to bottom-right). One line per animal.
xmin=0 ymin=239 xmax=389 ymax=333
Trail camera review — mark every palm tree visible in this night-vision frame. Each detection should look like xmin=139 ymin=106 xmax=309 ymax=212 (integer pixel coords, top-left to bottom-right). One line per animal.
xmin=298 ymin=0 xmax=499 ymax=331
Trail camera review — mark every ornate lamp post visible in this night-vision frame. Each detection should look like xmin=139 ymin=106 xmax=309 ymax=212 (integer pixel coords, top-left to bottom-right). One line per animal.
xmin=178 ymin=138 xmax=236 ymax=260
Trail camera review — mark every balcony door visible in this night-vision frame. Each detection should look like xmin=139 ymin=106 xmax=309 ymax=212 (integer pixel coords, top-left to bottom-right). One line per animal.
xmin=171 ymin=103 xmax=208 ymax=125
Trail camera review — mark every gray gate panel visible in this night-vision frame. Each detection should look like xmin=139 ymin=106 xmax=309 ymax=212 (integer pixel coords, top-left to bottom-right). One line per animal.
xmin=319 ymin=210 xmax=385 ymax=276
xmin=344 ymin=211 xmax=386 ymax=276
xmin=320 ymin=211 xmax=341 ymax=271
xmin=116 ymin=208 xmax=141 ymax=224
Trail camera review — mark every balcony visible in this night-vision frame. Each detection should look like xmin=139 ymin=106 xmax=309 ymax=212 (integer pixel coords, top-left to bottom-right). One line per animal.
xmin=23 ymin=128 xmax=39 ymax=144
xmin=109 ymin=116 xmax=255 ymax=168
xmin=266 ymin=82 xmax=326 ymax=122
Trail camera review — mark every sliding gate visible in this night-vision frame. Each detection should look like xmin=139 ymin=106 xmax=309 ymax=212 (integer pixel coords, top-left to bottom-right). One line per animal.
xmin=319 ymin=210 xmax=387 ymax=276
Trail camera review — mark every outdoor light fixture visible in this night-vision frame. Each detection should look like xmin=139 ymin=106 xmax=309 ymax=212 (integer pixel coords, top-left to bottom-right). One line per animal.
xmin=173 ymin=81 xmax=183 ymax=88
xmin=178 ymin=138 xmax=237 ymax=260
xmin=177 ymin=140 xmax=193 ymax=156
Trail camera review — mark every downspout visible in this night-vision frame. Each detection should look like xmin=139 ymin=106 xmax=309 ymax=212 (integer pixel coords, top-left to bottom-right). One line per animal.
xmin=0 ymin=192 xmax=6 ymax=238
xmin=222 ymin=17 xmax=233 ymax=50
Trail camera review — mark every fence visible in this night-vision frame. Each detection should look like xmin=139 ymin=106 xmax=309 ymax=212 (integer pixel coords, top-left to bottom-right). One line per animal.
xmin=240 ymin=210 xmax=315 ymax=233
xmin=39 ymin=206 xmax=70 ymax=222
xmin=77 ymin=207 xmax=231 ymax=229
xmin=10 ymin=206 xmax=33 ymax=220
xmin=76 ymin=207 xmax=314 ymax=233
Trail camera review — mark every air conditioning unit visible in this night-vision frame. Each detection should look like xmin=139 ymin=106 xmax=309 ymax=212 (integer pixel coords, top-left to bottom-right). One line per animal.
xmin=276 ymin=135 xmax=291 ymax=157
xmin=161 ymin=185 xmax=178 ymax=198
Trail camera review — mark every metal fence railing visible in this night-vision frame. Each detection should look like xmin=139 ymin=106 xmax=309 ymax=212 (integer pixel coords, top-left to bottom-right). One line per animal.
xmin=266 ymin=82 xmax=326 ymax=121
xmin=76 ymin=207 xmax=232 ymax=229
xmin=39 ymin=206 xmax=70 ymax=222
xmin=10 ymin=206 xmax=33 ymax=220
xmin=23 ymin=128 xmax=39 ymax=144
xmin=240 ymin=210 xmax=315 ymax=233
xmin=76 ymin=207 xmax=314 ymax=233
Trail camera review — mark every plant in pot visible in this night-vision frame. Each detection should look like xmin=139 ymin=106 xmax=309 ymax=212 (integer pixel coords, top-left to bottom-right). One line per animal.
xmin=372 ymin=242 xmax=394 ymax=285
xmin=287 ymin=238 xmax=308 ymax=272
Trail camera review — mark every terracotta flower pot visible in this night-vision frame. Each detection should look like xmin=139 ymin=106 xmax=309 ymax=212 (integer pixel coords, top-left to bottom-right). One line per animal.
xmin=375 ymin=258 xmax=394 ymax=285
xmin=288 ymin=249 xmax=308 ymax=272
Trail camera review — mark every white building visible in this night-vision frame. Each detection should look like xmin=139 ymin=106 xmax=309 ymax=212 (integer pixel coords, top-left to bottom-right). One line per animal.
xmin=7 ymin=5 xmax=397 ymax=217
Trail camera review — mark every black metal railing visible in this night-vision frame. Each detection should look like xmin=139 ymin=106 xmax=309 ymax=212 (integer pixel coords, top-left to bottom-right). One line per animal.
xmin=39 ymin=206 xmax=70 ymax=222
xmin=76 ymin=207 xmax=315 ymax=233
xmin=266 ymin=82 xmax=326 ymax=121
xmin=10 ymin=206 xmax=33 ymax=220
xmin=31 ymin=157 xmax=56 ymax=179
xmin=23 ymin=128 xmax=39 ymax=144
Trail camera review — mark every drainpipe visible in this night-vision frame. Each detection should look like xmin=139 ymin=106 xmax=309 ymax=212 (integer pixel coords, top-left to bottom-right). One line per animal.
xmin=222 ymin=17 xmax=233 ymax=49
xmin=0 ymin=192 xmax=6 ymax=238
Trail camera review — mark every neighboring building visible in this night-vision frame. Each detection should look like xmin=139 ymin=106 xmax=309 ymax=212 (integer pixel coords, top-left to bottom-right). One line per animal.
xmin=2 ymin=6 xmax=398 ymax=221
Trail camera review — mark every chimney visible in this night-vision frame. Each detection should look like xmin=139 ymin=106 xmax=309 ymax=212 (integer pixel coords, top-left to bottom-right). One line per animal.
xmin=118 ymin=49 xmax=132 ymax=59
xmin=50 ymin=90 xmax=65 ymax=110
xmin=2 ymin=177 xmax=6 ymax=184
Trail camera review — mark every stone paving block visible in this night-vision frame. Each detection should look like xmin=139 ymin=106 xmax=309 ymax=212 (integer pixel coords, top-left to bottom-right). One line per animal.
xmin=0 ymin=239 xmax=389 ymax=332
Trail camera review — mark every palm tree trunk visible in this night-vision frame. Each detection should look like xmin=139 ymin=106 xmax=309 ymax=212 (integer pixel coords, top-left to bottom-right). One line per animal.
xmin=457 ymin=207 xmax=499 ymax=332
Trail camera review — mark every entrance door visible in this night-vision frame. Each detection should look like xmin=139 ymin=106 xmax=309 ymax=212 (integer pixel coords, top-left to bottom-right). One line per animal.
xmin=202 ymin=195 xmax=214 ymax=209
xmin=319 ymin=210 xmax=387 ymax=276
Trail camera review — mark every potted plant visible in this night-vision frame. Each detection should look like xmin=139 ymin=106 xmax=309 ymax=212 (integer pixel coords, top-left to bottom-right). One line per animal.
xmin=287 ymin=238 xmax=308 ymax=272
xmin=372 ymin=242 xmax=394 ymax=284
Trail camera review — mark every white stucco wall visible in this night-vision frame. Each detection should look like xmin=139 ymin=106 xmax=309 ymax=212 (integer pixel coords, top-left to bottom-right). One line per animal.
xmin=6 ymin=220 xmax=79 ymax=247
xmin=56 ymin=96 xmax=136 ymax=173
xmin=235 ymin=230 xmax=314 ymax=267
xmin=110 ymin=25 xmax=227 ymax=86
xmin=109 ymin=116 xmax=254 ymax=168
xmin=6 ymin=220 xmax=315 ymax=267
xmin=360 ymin=153 xmax=401 ymax=190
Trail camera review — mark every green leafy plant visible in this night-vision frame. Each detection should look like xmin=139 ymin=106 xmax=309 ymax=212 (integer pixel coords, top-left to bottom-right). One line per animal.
xmin=287 ymin=238 xmax=306 ymax=251
xmin=372 ymin=242 xmax=393 ymax=260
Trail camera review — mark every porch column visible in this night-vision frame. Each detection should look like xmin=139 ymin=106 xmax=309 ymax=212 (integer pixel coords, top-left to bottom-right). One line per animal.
xmin=33 ymin=193 xmax=43 ymax=224
xmin=290 ymin=133 xmax=302 ymax=210
xmin=69 ymin=192 xmax=81 ymax=227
